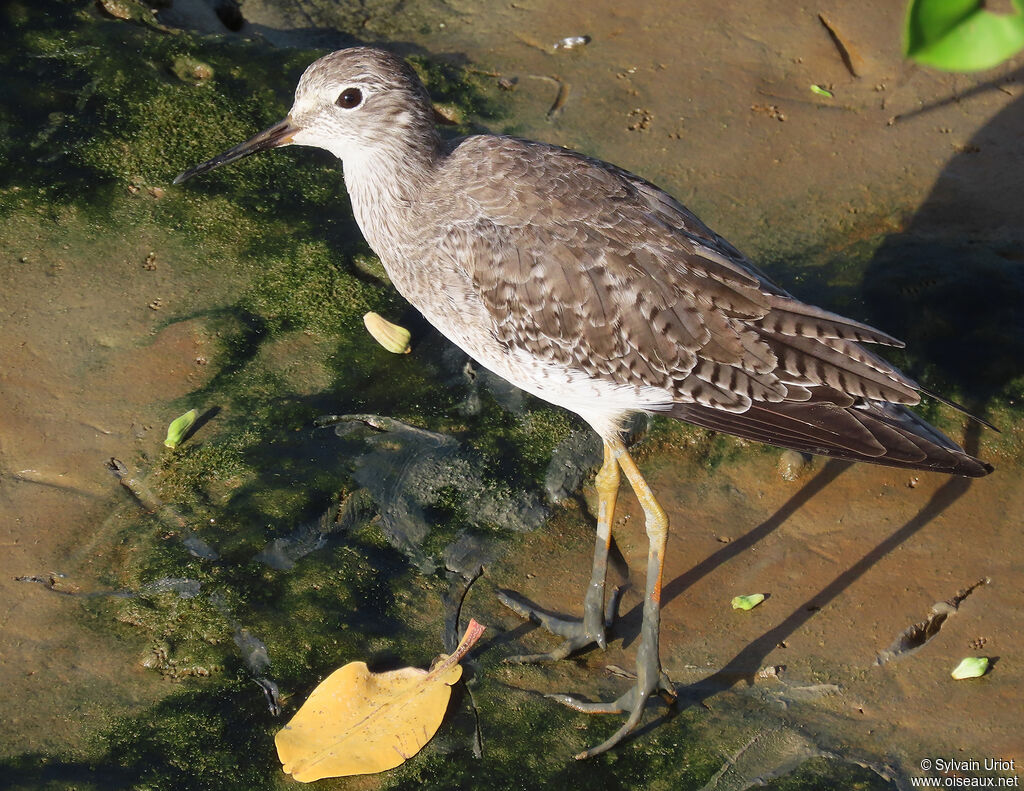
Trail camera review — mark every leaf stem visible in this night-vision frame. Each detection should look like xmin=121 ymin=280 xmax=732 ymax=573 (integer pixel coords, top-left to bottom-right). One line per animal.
xmin=428 ymin=619 xmax=485 ymax=678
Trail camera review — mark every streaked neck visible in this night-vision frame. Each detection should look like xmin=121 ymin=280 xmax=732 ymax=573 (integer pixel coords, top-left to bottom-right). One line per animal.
xmin=342 ymin=132 xmax=441 ymax=256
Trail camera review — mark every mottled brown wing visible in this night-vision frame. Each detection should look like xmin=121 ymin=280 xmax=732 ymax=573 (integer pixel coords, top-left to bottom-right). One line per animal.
xmin=447 ymin=136 xmax=921 ymax=413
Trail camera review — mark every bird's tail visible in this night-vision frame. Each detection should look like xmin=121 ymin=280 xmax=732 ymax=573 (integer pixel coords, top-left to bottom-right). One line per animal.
xmin=669 ymin=395 xmax=993 ymax=478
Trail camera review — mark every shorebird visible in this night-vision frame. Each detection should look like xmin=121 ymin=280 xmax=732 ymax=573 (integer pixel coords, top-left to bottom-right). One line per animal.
xmin=175 ymin=47 xmax=993 ymax=758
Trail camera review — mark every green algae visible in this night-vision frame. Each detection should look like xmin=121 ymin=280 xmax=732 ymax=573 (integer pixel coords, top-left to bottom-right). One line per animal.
xmin=1 ymin=0 xmax=516 ymax=771
xmin=641 ymin=417 xmax=776 ymax=474
xmin=384 ymin=695 xmax=722 ymax=791
xmin=407 ymin=54 xmax=507 ymax=130
xmin=759 ymin=757 xmax=896 ymax=790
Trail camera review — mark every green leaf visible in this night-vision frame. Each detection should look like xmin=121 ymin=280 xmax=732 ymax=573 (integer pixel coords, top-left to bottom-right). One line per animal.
xmin=731 ymin=593 xmax=765 ymax=611
xmin=904 ymin=0 xmax=1024 ymax=71
xmin=810 ymin=84 xmax=833 ymax=97
xmin=164 ymin=409 xmax=198 ymax=449
xmin=950 ymin=656 xmax=989 ymax=679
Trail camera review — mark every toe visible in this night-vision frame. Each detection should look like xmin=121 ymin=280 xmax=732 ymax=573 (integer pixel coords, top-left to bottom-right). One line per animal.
xmin=498 ymin=589 xmax=607 ymax=647
xmin=545 ymin=691 xmax=631 ymax=714
xmin=504 ymin=641 xmax=578 ymax=664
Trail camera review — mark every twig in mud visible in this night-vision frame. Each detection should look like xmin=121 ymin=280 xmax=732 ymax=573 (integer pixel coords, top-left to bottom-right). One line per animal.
xmin=108 ymin=458 xmax=175 ymax=517
xmin=107 ymin=458 xmax=219 ymax=559
xmin=514 ymin=33 xmax=552 ymax=54
xmin=522 ymin=74 xmax=570 ymax=120
xmin=443 ymin=567 xmax=483 ymax=653
xmin=886 ymin=77 xmax=1013 ymax=124
xmin=547 ymin=79 xmax=570 ymax=119
xmin=210 ymin=591 xmax=282 ymax=716
xmin=818 ymin=13 xmax=860 ymax=78
xmin=16 ymin=574 xmax=200 ymax=599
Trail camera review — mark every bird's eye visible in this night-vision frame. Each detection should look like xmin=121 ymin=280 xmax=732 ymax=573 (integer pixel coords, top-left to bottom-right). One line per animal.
xmin=336 ymin=88 xmax=363 ymax=109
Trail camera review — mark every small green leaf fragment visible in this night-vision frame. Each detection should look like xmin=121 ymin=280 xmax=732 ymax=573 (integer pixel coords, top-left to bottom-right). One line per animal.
xmin=164 ymin=409 xmax=198 ymax=449
xmin=810 ymin=84 xmax=833 ymax=97
xmin=951 ymin=656 xmax=989 ymax=679
xmin=363 ymin=312 xmax=412 ymax=354
xmin=732 ymin=593 xmax=766 ymax=611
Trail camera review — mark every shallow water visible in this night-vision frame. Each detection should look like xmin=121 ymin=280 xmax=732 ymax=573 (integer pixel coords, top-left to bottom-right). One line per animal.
xmin=1 ymin=2 xmax=1022 ymax=789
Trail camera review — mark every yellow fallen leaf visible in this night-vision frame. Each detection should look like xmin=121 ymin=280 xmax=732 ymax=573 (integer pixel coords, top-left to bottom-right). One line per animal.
xmin=275 ymin=619 xmax=485 ymax=781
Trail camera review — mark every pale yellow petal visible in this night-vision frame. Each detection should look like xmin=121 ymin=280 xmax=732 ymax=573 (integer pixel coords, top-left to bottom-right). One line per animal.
xmin=363 ymin=312 xmax=412 ymax=354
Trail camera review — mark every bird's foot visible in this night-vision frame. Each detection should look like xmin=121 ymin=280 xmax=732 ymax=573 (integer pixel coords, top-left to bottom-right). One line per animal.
xmin=497 ymin=585 xmax=625 ymax=662
xmin=548 ymin=657 xmax=675 ymax=759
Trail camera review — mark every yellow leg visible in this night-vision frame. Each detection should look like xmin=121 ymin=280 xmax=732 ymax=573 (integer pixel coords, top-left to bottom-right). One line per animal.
xmin=613 ymin=439 xmax=668 ymax=606
xmin=583 ymin=441 xmax=621 ymax=646
xmin=500 ymin=436 xmax=674 ymax=757
xmin=498 ymin=440 xmax=625 ymax=660
xmin=557 ymin=437 xmax=675 ymax=759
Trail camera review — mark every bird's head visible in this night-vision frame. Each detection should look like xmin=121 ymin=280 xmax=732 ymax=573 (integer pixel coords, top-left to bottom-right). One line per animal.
xmin=174 ymin=47 xmax=437 ymax=184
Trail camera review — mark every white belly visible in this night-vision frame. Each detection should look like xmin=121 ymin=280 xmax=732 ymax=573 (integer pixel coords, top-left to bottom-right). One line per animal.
xmin=417 ymin=295 xmax=674 ymax=439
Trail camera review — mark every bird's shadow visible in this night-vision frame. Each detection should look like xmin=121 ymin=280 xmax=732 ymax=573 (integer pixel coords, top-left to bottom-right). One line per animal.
xmin=685 ymin=425 xmax=980 ymax=704
xmin=575 ymin=428 xmax=976 ymax=747
xmin=498 ymin=457 xmax=848 ymax=660
xmin=777 ymin=72 xmax=1024 ymax=420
